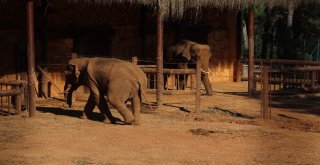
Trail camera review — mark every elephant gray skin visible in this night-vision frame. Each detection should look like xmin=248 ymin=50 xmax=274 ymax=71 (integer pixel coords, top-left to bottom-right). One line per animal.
xmin=166 ymin=40 xmax=213 ymax=95
xmin=64 ymin=57 xmax=147 ymax=125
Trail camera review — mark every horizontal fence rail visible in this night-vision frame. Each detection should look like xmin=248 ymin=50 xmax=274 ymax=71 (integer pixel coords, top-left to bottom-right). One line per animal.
xmin=139 ymin=65 xmax=196 ymax=95
xmin=241 ymin=59 xmax=320 ymax=95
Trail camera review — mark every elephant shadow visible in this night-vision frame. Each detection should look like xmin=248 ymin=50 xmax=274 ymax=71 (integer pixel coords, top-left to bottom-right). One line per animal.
xmin=36 ymin=106 xmax=122 ymax=124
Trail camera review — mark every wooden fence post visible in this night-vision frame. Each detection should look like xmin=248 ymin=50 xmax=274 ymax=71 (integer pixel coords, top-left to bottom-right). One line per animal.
xmin=26 ymin=0 xmax=36 ymax=117
xmin=195 ymin=58 xmax=201 ymax=114
xmin=132 ymin=56 xmax=138 ymax=65
xmin=261 ymin=66 xmax=271 ymax=119
xmin=248 ymin=6 xmax=255 ymax=97
xmin=156 ymin=7 xmax=164 ymax=109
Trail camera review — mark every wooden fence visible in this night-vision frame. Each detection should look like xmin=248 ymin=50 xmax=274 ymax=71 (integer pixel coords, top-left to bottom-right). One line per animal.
xmin=139 ymin=65 xmax=197 ymax=95
xmin=0 ymin=80 xmax=27 ymax=116
xmin=242 ymin=59 xmax=320 ymax=94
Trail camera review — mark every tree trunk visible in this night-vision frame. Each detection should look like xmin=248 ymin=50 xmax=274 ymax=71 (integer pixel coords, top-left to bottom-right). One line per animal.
xmin=261 ymin=7 xmax=271 ymax=59
xmin=284 ymin=2 xmax=294 ymax=59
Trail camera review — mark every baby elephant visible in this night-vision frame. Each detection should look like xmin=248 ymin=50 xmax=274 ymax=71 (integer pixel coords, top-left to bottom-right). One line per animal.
xmin=63 ymin=57 xmax=147 ymax=125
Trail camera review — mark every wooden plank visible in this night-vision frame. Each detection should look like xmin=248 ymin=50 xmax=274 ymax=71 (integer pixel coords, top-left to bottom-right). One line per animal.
xmin=242 ymin=59 xmax=320 ymax=66
xmin=37 ymin=65 xmax=63 ymax=93
xmin=0 ymin=80 xmax=28 ymax=86
xmin=27 ymin=0 xmax=36 ymax=117
xmin=261 ymin=66 xmax=271 ymax=119
xmin=248 ymin=6 xmax=255 ymax=97
xmin=156 ymin=8 xmax=164 ymax=108
xmin=141 ymin=68 xmax=196 ymax=74
xmin=0 ymin=89 xmax=24 ymax=96
xmin=195 ymin=58 xmax=201 ymax=114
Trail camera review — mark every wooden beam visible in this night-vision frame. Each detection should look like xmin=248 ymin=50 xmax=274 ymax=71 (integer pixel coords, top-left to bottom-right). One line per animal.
xmin=141 ymin=68 xmax=196 ymax=74
xmin=37 ymin=65 xmax=63 ymax=94
xmin=27 ymin=0 xmax=36 ymax=117
xmin=261 ymin=66 xmax=271 ymax=119
xmin=0 ymin=89 xmax=24 ymax=96
xmin=156 ymin=8 xmax=164 ymax=108
xmin=195 ymin=58 xmax=201 ymax=114
xmin=248 ymin=6 xmax=255 ymax=97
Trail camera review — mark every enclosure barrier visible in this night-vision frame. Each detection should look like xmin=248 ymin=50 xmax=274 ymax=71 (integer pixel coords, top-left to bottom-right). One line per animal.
xmin=0 ymin=80 xmax=27 ymax=116
xmin=134 ymin=57 xmax=201 ymax=113
xmin=241 ymin=59 xmax=320 ymax=94
xmin=139 ymin=66 xmax=197 ymax=95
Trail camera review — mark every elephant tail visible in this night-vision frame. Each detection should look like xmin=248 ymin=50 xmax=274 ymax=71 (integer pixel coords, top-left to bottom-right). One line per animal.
xmin=137 ymin=81 xmax=154 ymax=111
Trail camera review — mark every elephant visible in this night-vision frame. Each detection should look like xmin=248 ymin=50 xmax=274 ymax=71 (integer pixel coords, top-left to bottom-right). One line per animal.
xmin=63 ymin=57 xmax=147 ymax=125
xmin=165 ymin=40 xmax=213 ymax=95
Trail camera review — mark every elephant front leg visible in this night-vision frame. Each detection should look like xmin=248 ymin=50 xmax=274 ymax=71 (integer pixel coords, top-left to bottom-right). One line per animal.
xmin=97 ymin=95 xmax=117 ymax=124
xmin=81 ymin=94 xmax=96 ymax=119
xmin=89 ymin=85 xmax=117 ymax=124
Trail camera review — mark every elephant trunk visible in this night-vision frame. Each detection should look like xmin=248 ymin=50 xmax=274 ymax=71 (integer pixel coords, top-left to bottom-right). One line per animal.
xmin=64 ymin=84 xmax=74 ymax=107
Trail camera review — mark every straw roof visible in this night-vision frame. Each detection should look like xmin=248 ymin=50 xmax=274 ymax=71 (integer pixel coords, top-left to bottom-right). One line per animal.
xmin=68 ymin=0 xmax=320 ymax=19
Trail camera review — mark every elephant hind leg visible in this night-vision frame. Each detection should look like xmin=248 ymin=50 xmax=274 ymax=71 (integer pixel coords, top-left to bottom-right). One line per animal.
xmin=98 ymin=95 xmax=117 ymax=124
xmin=108 ymin=96 xmax=135 ymax=125
xmin=131 ymin=93 xmax=141 ymax=125
xmin=107 ymin=80 xmax=136 ymax=125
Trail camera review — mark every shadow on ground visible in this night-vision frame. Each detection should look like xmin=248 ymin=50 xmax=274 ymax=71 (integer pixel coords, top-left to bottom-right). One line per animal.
xmin=271 ymin=95 xmax=320 ymax=116
xmin=37 ymin=106 xmax=105 ymax=122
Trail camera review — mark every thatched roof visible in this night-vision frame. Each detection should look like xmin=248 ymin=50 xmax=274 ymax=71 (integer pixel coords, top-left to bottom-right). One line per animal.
xmin=68 ymin=0 xmax=320 ymax=19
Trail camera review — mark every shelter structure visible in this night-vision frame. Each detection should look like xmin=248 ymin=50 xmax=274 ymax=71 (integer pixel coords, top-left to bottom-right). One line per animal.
xmin=0 ymin=0 xmax=319 ymax=115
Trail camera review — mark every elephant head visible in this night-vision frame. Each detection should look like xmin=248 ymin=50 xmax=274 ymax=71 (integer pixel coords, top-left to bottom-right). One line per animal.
xmin=64 ymin=58 xmax=89 ymax=107
xmin=166 ymin=40 xmax=213 ymax=95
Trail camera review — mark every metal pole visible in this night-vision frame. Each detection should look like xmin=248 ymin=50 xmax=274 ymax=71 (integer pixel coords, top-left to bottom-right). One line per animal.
xmin=27 ymin=0 xmax=36 ymax=117
xmin=248 ymin=6 xmax=255 ymax=97
xmin=156 ymin=7 xmax=164 ymax=108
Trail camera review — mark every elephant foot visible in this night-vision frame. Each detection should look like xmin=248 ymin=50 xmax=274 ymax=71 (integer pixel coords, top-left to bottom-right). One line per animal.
xmin=102 ymin=119 xmax=113 ymax=124
xmin=205 ymin=93 xmax=213 ymax=96
xmin=79 ymin=115 xmax=88 ymax=119
xmin=103 ymin=117 xmax=119 ymax=124
xmin=62 ymin=103 xmax=72 ymax=108
xmin=123 ymin=119 xmax=139 ymax=126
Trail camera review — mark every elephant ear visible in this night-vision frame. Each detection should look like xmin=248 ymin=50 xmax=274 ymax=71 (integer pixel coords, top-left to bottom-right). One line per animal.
xmin=68 ymin=58 xmax=88 ymax=79
xmin=70 ymin=64 xmax=80 ymax=79
xmin=191 ymin=44 xmax=202 ymax=59
xmin=182 ymin=41 xmax=194 ymax=61
xmin=192 ymin=44 xmax=211 ymax=60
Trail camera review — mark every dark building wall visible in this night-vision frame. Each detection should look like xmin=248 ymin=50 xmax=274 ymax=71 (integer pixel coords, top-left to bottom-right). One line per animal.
xmin=0 ymin=2 xmax=238 ymax=96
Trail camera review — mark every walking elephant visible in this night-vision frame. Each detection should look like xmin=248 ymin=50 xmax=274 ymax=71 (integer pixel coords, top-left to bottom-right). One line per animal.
xmin=166 ymin=40 xmax=213 ymax=95
xmin=63 ymin=57 xmax=147 ymax=125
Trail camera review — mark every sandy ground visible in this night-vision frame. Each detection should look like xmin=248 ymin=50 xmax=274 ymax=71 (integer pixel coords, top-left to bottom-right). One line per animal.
xmin=1 ymin=81 xmax=320 ymax=165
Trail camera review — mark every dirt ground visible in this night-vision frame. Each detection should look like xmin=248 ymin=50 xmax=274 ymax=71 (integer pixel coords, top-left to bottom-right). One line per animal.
xmin=1 ymin=81 xmax=320 ymax=165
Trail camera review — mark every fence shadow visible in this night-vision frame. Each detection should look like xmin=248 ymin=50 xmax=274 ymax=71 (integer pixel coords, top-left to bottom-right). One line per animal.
xmin=271 ymin=94 xmax=320 ymax=116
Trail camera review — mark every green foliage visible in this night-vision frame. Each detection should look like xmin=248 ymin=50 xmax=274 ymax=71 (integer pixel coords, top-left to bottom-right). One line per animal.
xmin=252 ymin=4 xmax=320 ymax=60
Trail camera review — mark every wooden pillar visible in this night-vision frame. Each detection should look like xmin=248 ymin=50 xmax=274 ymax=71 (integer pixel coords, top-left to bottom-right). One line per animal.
xmin=235 ymin=8 xmax=244 ymax=82
xmin=156 ymin=8 xmax=164 ymax=108
xmin=40 ymin=0 xmax=48 ymax=98
xmin=140 ymin=6 xmax=147 ymax=59
xmin=27 ymin=0 xmax=36 ymax=117
xmin=195 ymin=58 xmax=201 ymax=113
xmin=261 ymin=66 xmax=271 ymax=119
xmin=248 ymin=6 xmax=255 ymax=97
xmin=132 ymin=56 xmax=138 ymax=65
xmin=14 ymin=85 xmax=22 ymax=115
